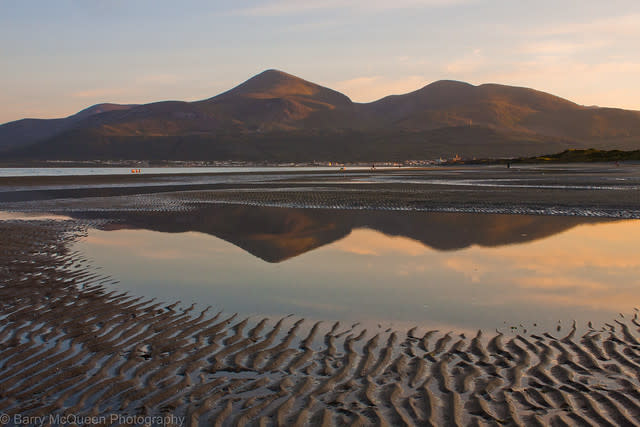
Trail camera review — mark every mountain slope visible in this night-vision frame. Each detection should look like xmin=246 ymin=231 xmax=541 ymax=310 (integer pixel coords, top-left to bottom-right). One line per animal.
xmin=0 ymin=103 xmax=136 ymax=152
xmin=361 ymin=80 xmax=576 ymax=131
xmin=363 ymin=80 xmax=640 ymax=141
xmin=2 ymin=70 xmax=639 ymax=161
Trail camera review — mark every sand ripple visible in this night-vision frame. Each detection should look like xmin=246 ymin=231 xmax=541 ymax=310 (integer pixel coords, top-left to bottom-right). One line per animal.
xmin=1 ymin=219 xmax=640 ymax=425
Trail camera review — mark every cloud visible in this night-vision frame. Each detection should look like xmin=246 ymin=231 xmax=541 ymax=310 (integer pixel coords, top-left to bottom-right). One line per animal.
xmin=445 ymin=48 xmax=486 ymax=74
xmin=137 ymin=73 xmax=180 ymax=85
xmin=332 ymin=228 xmax=430 ymax=256
xmin=510 ymin=14 xmax=640 ymax=64
xmin=519 ymin=41 xmax=606 ymax=56
xmin=515 ymin=276 xmax=607 ymax=291
xmin=455 ymin=12 xmax=640 ymax=110
xmin=234 ymin=0 xmax=474 ymax=16
xmin=71 ymin=88 xmax=129 ymax=98
xmin=82 ymin=229 xmax=241 ymax=261
xmin=278 ymin=18 xmax=342 ymax=33
xmin=332 ymin=75 xmax=428 ymax=102
xmin=70 ymin=73 xmax=181 ymax=100
xmin=536 ymin=13 xmax=640 ymax=38
xmin=444 ymin=257 xmax=486 ymax=283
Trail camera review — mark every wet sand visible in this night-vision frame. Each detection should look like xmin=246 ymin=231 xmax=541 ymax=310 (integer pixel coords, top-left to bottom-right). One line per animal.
xmin=1 ymin=164 xmax=639 ymax=217
xmin=2 ymin=165 xmax=640 ymax=425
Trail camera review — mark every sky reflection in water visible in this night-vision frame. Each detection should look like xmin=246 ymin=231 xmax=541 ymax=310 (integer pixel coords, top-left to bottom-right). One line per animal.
xmin=74 ymin=208 xmax=640 ymax=334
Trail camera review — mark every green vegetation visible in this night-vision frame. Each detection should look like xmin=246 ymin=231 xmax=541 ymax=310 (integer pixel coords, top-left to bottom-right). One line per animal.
xmin=514 ymin=148 xmax=640 ymax=163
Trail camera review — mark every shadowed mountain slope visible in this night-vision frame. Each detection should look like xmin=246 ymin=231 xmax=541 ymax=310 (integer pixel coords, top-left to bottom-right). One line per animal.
xmin=2 ymin=70 xmax=639 ymax=161
xmin=0 ymin=103 xmax=136 ymax=152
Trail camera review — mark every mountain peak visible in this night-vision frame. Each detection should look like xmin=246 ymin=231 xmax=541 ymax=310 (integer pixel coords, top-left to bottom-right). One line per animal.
xmin=212 ymin=69 xmax=352 ymax=105
xmin=425 ymin=80 xmax=475 ymax=89
xmin=256 ymin=68 xmax=294 ymax=78
xmin=70 ymin=103 xmax=137 ymax=120
xmin=414 ymin=79 xmax=475 ymax=96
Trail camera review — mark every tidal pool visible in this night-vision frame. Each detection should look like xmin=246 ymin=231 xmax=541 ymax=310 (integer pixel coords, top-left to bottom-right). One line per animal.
xmin=73 ymin=206 xmax=640 ymax=334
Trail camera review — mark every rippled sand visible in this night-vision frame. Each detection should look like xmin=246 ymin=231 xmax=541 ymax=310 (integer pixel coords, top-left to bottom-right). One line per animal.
xmin=1 ymin=218 xmax=640 ymax=425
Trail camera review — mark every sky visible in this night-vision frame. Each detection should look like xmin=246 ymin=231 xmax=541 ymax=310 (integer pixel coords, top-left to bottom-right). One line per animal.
xmin=1 ymin=0 xmax=640 ymax=124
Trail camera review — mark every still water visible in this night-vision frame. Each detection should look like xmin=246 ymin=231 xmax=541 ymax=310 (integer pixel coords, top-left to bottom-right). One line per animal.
xmin=73 ymin=206 xmax=640 ymax=334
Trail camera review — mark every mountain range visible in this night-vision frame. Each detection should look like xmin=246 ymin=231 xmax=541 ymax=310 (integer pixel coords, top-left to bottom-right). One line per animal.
xmin=2 ymin=69 xmax=640 ymax=161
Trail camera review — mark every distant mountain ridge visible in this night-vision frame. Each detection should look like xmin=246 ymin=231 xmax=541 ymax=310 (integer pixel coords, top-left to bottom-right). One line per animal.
xmin=0 ymin=103 xmax=138 ymax=152
xmin=2 ymin=69 xmax=639 ymax=161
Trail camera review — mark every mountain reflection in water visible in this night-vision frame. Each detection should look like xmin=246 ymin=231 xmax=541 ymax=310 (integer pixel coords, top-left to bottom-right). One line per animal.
xmin=73 ymin=206 xmax=640 ymax=333
xmin=75 ymin=204 xmax=614 ymax=262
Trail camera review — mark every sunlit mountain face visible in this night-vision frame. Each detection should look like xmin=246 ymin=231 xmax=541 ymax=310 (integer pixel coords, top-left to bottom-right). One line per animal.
xmin=3 ymin=70 xmax=640 ymax=161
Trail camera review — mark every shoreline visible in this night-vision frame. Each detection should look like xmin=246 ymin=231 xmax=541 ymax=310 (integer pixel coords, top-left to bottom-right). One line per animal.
xmin=1 ymin=164 xmax=639 ymax=218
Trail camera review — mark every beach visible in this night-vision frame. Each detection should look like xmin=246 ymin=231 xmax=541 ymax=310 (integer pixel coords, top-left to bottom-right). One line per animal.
xmin=1 ymin=165 xmax=640 ymax=425
xmin=1 ymin=164 xmax=639 ymax=217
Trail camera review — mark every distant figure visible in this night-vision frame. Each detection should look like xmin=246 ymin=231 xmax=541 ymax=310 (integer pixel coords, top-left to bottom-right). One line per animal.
xmin=615 ymin=161 xmax=620 ymax=167
xmin=507 ymin=162 xmax=511 ymax=168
